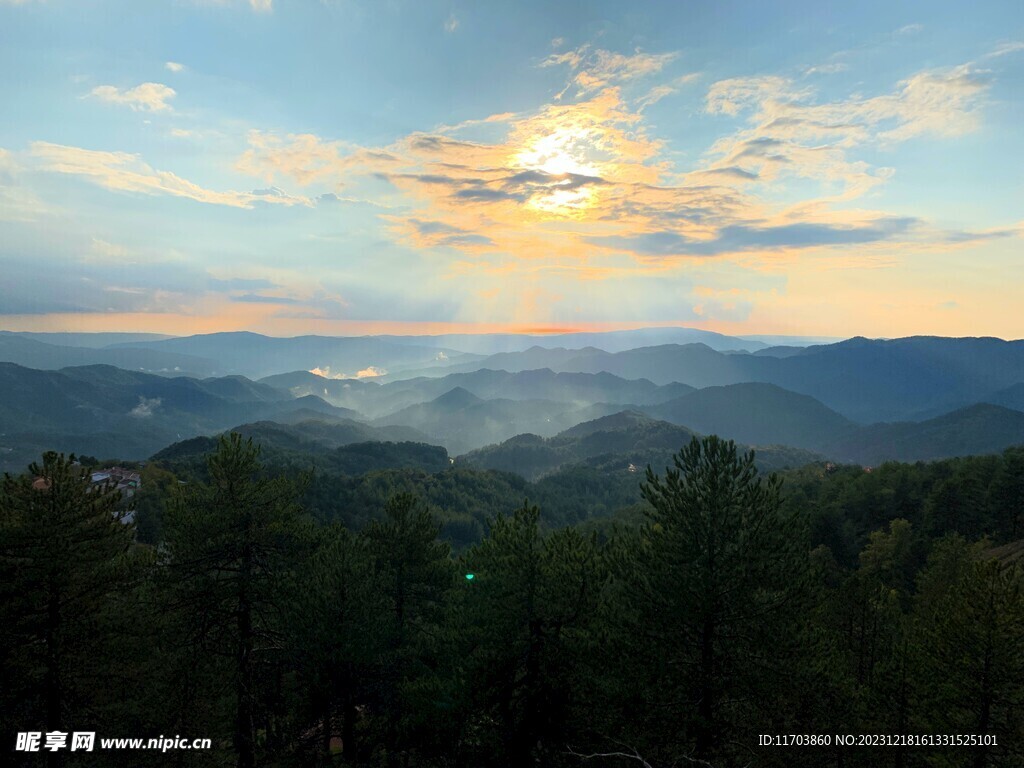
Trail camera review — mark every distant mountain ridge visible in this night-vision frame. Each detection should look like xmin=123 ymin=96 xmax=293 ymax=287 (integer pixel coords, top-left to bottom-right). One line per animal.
xmin=0 ymin=363 xmax=366 ymax=471
xmin=642 ymin=382 xmax=856 ymax=451
xmin=0 ymin=326 xmax=798 ymax=380
xmin=370 ymin=387 xmax=621 ymax=456
xmin=825 ymin=403 xmax=1024 ymax=465
xmin=260 ymin=367 xmax=694 ymax=418
xmin=6 ymin=330 xmax=1023 ymax=428
xmin=0 ymin=334 xmax=217 ymax=377
xmin=152 ymin=420 xmax=440 ymax=472
xmin=4 ymin=328 xmax=1024 ymax=474
xmin=429 ymin=337 xmax=1024 ymax=423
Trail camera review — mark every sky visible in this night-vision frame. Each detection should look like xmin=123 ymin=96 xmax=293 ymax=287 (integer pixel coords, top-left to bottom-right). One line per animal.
xmin=0 ymin=0 xmax=1022 ymax=339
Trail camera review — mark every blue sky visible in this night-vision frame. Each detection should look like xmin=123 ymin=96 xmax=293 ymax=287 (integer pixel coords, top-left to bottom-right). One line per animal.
xmin=1 ymin=0 xmax=1022 ymax=338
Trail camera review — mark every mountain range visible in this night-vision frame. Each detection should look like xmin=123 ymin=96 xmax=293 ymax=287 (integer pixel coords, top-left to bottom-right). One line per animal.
xmin=411 ymin=337 xmax=1024 ymax=423
xmin=2 ymin=328 xmax=1024 ymax=476
xmin=0 ymin=363 xmax=397 ymax=472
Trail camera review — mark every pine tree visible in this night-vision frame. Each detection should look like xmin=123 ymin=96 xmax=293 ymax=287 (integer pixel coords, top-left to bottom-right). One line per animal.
xmin=459 ymin=501 xmax=604 ymax=766
xmin=988 ymin=448 xmax=1024 ymax=542
xmin=363 ymin=492 xmax=454 ymax=766
xmin=0 ymin=452 xmax=135 ymax=766
xmin=285 ymin=524 xmax=384 ymax=766
xmin=611 ymin=436 xmax=810 ymax=765
xmin=910 ymin=537 xmax=1024 ymax=767
xmin=160 ymin=433 xmax=312 ymax=768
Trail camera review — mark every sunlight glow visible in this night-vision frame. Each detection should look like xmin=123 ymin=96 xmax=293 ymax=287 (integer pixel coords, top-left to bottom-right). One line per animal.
xmin=515 ymin=127 xmax=602 ymax=177
xmin=514 ymin=127 xmax=604 ymax=216
xmin=526 ymin=185 xmax=598 ymax=215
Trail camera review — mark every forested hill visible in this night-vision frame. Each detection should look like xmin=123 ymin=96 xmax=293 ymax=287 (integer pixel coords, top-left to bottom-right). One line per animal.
xmin=0 ymin=363 xmax=368 ymax=472
xmin=144 ymin=413 xmax=818 ymax=548
xmin=456 ymin=410 xmax=817 ymax=480
xmin=7 ymin=436 xmax=1022 ymax=767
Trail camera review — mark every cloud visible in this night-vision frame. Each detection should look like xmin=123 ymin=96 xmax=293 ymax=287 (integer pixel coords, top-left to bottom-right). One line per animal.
xmin=396 ymin=218 xmax=496 ymax=249
xmin=237 ymin=131 xmax=403 ymax=185
xmin=543 ymin=45 xmax=679 ymax=97
xmin=231 ymin=293 xmax=301 ymax=304
xmin=83 ymin=237 xmax=134 ymax=264
xmin=804 ymin=62 xmax=849 ymax=76
xmin=636 ymin=73 xmax=701 ymax=111
xmin=693 ymin=287 xmax=754 ymax=322
xmin=190 ymin=0 xmax=271 ymax=13
xmin=208 ymin=276 xmax=279 ymax=290
xmin=444 ymin=13 xmax=459 ymax=33
xmin=985 ymin=41 xmax=1024 ymax=59
xmin=223 ymin=47 xmax=1009 ymax=301
xmin=706 ymin=76 xmax=808 ymax=116
xmin=249 ymin=185 xmax=310 ymax=205
xmin=165 ymin=61 xmax=185 ymax=73
xmin=586 ymin=218 xmax=918 ymax=258
xmin=309 ymin=365 xmax=387 ymax=379
xmin=89 ymin=82 xmax=176 ymax=112
xmin=0 ymin=147 xmax=50 ymax=222
xmin=130 ymin=397 xmax=161 ymax=418
xmin=700 ymin=61 xmax=992 ymax=202
xmin=30 ymin=142 xmax=310 ymax=208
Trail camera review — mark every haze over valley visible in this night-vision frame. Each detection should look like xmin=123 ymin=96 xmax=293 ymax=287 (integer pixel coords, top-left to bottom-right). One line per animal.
xmin=5 ymin=328 xmax=1024 ymax=478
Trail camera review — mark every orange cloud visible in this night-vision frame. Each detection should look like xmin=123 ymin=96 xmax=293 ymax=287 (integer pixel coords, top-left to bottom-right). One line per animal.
xmin=230 ymin=52 xmax=1011 ymax=295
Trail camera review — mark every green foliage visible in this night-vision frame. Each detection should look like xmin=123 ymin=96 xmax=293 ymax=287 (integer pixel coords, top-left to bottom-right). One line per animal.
xmin=3 ymin=434 xmax=1024 ymax=767
xmin=160 ymin=433 xmax=315 ymax=767
xmin=0 ymin=452 xmax=140 ymax=760
xmin=908 ymin=538 xmax=1024 ymax=766
xmin=603 ymin=436 xmax=811 ymax=765
xmin=457 ymin=502 xmax=606 ymax=765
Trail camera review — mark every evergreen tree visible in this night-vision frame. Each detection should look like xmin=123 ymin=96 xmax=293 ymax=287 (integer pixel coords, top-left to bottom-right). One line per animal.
xmin=363 ymin=492 xmax=454 ymax=766
xmin=160 ymin=433 xmax=313 ymax=768
xmin=988 ymin=448 xmax=1024 ymax=542
xmin=285 ymin=524 xmax=384 ymax=766
xmin=0 ymin=452 xmax=135 ymax=766
xmin=910 ymin=537 xmax=1024 ymax=767
xmin=458 ymin=501 xmax=604 ymax=766
xmin=610 ymin=436 xmax=810 ymax=765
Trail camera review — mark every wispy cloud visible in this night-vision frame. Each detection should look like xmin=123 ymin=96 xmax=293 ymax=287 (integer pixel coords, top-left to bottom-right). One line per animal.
xmin=636 ymin=73 xmax=701 ymax=111
xmin=130 ymin=396 xmax=161 ymax=418
xmin=89 ymin=82 xmax=177 ymax=112
xmin=30 ymin=142 xmax=310 ymax=208
xmin=237 ymin=131 xmax=403 ymax=185
xmin=985 ymin=41 xmax=1024 ymax=59
xmin=803 ymin=62 xmax=849 ymax=76
xmin=0 ymin=147 xmax=50 ymax=222
xmin=228 ymin=50 xmax=1003 ymax=283
xmin=543 ymin=45 xmax=679 ymax=98
xmin=701 ymin=61 xmax=992 ymax=199
xmin=164 ymin=61 xmax=185 ymax=73
xmin=191 ymin=0 xmax=272 ymax=12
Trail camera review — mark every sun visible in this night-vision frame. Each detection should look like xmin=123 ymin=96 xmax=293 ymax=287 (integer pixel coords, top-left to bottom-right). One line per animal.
xmin=515 ymin=126 xmax=601 ymax=177
xmin=513 ymin=126 xmax=603 ymax=216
